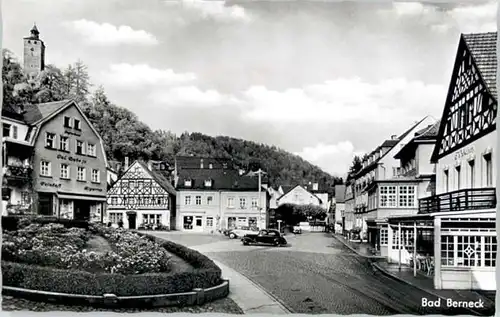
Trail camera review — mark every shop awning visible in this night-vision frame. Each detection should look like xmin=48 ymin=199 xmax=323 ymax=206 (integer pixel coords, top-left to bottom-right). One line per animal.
xmin=57 ymin=193 xmax=107 ymax=202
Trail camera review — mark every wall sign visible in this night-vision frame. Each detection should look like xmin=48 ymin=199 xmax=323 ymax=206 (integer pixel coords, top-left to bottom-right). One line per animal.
xmin=84 ymin=186 xmax=103 ymax=192
xmin=454 ymin=146 xmax=475 ymax=161
xmin=57 ymin=154 xmax=87 ymax=164
xmin=64 ymin=130 xmax=81 ymax=137
xmin=40 ymin=181 xmax=62 ymax=188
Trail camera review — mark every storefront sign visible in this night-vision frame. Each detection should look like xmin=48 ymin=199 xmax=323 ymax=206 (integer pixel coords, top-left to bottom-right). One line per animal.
xmin=454 ymin=146 xmax=475 ymax=161
xmin=40 ymin=181 xmax=62 ymax=188
xmin=57 ymin=154 xmax=87 ymax=164
xmin=84 ymin=186 xmax=103 ymax=192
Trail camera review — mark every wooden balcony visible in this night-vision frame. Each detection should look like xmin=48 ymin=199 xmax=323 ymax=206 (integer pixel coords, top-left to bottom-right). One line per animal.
xmin=418 ymin=188 xmax=496 ymax=214
xmin=3 ymin=165 xmax=33 ymax=185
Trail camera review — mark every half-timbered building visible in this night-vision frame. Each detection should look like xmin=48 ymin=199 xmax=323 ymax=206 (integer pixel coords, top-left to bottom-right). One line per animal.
xmin=106 ymin=160 xmax=176 ymax=229
xmin=387 ymin=32 xmax=497 ymax=291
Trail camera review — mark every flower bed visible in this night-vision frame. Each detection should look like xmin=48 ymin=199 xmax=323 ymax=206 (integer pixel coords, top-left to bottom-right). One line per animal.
xmin=2 ymin=222 xmax=171 ymax=275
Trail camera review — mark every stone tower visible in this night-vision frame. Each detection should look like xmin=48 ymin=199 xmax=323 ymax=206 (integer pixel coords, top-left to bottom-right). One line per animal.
xmin=23 ymin=24 xmax=45 ymax=80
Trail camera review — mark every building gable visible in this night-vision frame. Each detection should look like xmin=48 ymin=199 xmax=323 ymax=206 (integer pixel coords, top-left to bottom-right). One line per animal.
xmin=107 ymin=161 xmax=172 ymax=209
xmin=278 ymin=185 xmax=322 ymax=204
xmin=431 ymin=33 xmax=497 ymax=163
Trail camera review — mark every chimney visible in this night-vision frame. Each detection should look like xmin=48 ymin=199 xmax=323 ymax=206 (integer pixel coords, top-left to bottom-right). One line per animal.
xmin=124 ymin=157 xmax=129 ymax=170
xmin=391 ymin=135 xmax=398 ymax=140
xmin=312 ymin=183 xmax=319 ymax=191
xmin=200 ymin=158 xmax=204 ymax=169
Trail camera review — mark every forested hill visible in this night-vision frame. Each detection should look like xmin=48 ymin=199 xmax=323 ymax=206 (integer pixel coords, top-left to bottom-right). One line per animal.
xmin=2 ymin=49 xmax=342 ymax=188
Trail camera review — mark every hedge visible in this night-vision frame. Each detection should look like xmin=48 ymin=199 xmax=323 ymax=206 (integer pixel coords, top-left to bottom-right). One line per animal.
xmin=2 ymin=216 xmax=89 ymax=231
xmin=2 ymin=234 xmax=223 ymax=297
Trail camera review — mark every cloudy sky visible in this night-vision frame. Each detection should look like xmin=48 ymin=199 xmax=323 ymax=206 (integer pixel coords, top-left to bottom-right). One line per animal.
xmin=3 ymin=0 xmax=497 ymax=176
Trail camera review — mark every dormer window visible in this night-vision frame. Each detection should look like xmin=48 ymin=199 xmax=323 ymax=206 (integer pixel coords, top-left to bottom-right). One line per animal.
xmin=64 ymin=116 xmax=71 ymax=128
xmin=184 ymin=179 xmax=192 ymax=187
xmin=74 ymin=119 xmax=81 ymax=131
xmin=204 ymin=179 xmax=212 ymax=187
xmin=209 ymin=164 xmax=213 ymax=169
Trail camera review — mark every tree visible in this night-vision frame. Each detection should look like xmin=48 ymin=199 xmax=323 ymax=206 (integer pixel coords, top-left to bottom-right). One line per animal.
xmin=2 ymin=49 xmax=27 ymax=109
xmin=33 ymin=65 xmax=67 ymax=103
xmin=347 ymin=155 xmax=363 ymax=181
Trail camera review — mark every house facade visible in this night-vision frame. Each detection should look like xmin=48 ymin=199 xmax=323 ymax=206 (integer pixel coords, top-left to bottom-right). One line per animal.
xmin=106 ymin=160 xmax=176 ymax=229
xmin=343 ymin=183 xmax=355 ymax=235
xmin=387 ymin=32 xmax=497 ymax=291
xmin=174 ymin=156 xmax=268 ymax=232
xmin=351 ymin=116 xmax=436 ymax=248
xmin=333 ymin=184 xmax=346 ymax=233
xmin=277 ymin=184 xmax=323 ymax=207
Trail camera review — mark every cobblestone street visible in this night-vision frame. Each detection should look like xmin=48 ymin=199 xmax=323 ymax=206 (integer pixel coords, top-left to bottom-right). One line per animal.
xmin=151 ymin=231 xmax=494 ymax=315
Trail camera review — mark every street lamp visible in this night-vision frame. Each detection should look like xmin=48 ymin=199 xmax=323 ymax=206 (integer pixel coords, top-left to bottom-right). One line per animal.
xmin=257 ymin=168 xmax=267 ymax=229
xmin=277 ymin=220 xmax=282 ymax=233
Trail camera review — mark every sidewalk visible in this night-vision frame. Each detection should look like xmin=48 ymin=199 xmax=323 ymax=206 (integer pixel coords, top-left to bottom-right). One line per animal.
xmin=212 ymin=260 xmax=291 ymax=314
xmin=332 ymin=234 xmax=385 ymax=259
xmin=373 ymin=262 xmax=496 ymax=316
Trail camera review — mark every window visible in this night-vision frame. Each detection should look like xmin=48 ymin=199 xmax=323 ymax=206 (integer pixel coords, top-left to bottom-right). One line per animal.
xmin=209 ymin=164 xmax=213 ymax=169
xmin=109 ymin=212 xmax=123 ymax=224
xmin=185 ymin=196 xmax=191 ymax=205
xmin=444 ymin=169 xmax=449 ymax=192
xmin=111 ymin=197 xmax=118 ymax=205
xmin=12 ymin=126 xmax=17 ymax=139
xmin=251 ymin=197 xmax=258 ymax=208
xmin=469 ymin=160 xmax=475 ymax=188
xmin=91 ymin=169 xmax=100 ymax=183
xmin=59 ymin=136 xmax=69 ymax=151
xmin=441 ymin=235 xmax=496 ymax=267
xmin=76 ymin=140 xmax=84 ymax=154
xmin=456 ymin=165 xmax=461 ymax=189
xmin=74 ymin=119 xmax=81 ymax=130
xmin=484 ymin=154 xmax=492 ymax=187
xmin=3 ymin=123 xmax=11 ymax=138
xmin=45 ymin=132 xmax=56 ymax=148
xmin=379 ymin=186 xmax=397 ymax=207
xmin=239 ymin=198 xmax=246 ymax=209
xmin=143 ymin=214 xmax=162 ymax=224
xmin=21 ymin=192 xmax=31 ymax=206
xmin=195 ymin=196 xmax=202 ymax=205
xmin=204 ymin=179 xmax=212 ymax=187
xmin=380 ymin=228 xmax=388 ymax=246
xmin=184 ymin=179 xmax=192 ymax=187
xmin=398 ymin=186 xmax=416 ymax=207
xmin=207 ymin=196 xmax=213 ymax=205
xmin=87 ymin=144 xmax=96 ymax=157
xmin=206 ymin=217 xmax=214 ymax=227
xmin=228 ymin=197 xmax=234 ymax=208
xmin=77 ymin=167 xmax=86 ymax=181
xmin=60 ymin=164 xmax=70 ymax=179
xmin=40 ymin=161 xmax=51 ymax=176
xmin=64 ymin=116 xmax=71 ymax=128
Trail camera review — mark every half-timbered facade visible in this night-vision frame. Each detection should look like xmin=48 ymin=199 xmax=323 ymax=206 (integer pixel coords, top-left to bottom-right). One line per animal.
xmin=106 ymin=160 xmax=177 ymax=230
xmin=387 ymin=32 xmax=497 ymax=291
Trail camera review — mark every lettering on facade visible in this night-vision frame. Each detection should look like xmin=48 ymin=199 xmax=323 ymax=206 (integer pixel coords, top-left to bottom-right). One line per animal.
xmin=57 ymin=154 xmax=87 ymax=164
xmin=84 ymin=186 xmax=103 ymax=192
xmin=40 ymin=181 xmax=62 ymax=188
xmin=64 ymin=130 xmax=81 ymax=137
xmin=454 ymin=146 xmax=475 ymax=161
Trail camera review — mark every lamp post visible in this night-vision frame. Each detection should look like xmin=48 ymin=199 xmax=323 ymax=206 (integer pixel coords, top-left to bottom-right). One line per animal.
xmin=257 ymin=168 xmax=267 ymax=229
xmin=277 ymin=220 xmax=282 ymax=233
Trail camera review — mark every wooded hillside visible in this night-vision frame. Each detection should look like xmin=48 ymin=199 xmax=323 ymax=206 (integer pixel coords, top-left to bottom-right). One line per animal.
xmin=2 ymin=50 xmax=343 ymax=188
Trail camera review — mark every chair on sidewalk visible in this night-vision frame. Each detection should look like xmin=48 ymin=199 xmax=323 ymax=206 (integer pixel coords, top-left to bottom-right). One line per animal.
xmin=425 ymin=257 xmax=434 ymax=276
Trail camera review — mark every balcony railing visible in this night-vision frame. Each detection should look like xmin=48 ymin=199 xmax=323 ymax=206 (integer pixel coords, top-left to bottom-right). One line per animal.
xmin=3 ymin=165 xmax=33 ymax=182
xmin=419 ymin=188 xmax=496 ymax=214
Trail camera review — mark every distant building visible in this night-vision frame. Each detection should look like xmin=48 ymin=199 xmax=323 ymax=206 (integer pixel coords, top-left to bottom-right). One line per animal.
xmin=276 ymin=184 xmax=324 ymax=208
xmin=23 ymin=24 xmax=45 ymax=81
xmin=332 ymin=184 xmax=346 ymax=233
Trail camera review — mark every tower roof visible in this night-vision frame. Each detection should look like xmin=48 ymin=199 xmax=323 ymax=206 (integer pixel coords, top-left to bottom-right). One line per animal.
xmin=24 ymin=23 xmax=41 ymax=40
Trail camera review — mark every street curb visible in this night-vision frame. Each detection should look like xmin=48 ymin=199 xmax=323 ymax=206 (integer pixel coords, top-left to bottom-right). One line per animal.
xmin=213 ymin=260 xmax=294 ymax=314
xmin=371 ymin=263 xmax=484 ymax=316
xmin=332 ymin=235 xmax=385 ymax=259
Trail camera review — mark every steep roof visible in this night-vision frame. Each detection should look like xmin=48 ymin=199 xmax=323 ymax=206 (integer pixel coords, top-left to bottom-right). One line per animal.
xmin=414 ymin=120 xmax=440 ymax=140
xmin=136 ymin=161 xmax=176 ymax=195
xmin=175 ymin=155 xmax=236 ymax=170
xmin=394 ymin=121 xmax=439 ymax=160
xmin=177 ymin=168 xmax=261 ymax=191
xmin=462 ymin=32 xmax=497 ymax=99
xmin=1 ymin=104 xmax=25 ymax=121
xmin=23 ymin=100 xmax=71 ymax=125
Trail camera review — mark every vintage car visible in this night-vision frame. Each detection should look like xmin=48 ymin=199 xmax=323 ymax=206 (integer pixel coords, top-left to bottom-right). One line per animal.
xmin=228 ymin=226 xmax=259 ymax=239
xmin=241 ymin=229 xmax=287 ymax=246
xmin=293 ymin=225 xmax=302 ymax=234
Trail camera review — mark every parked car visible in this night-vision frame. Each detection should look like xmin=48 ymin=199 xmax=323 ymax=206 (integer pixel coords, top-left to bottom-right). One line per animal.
xmin=241 ymin=229 xmax=287 ymax=246
xmin=293 ymin=225 xmax=302 ymax=234
xmin=228 ymin=226 xmax=259 ymax=239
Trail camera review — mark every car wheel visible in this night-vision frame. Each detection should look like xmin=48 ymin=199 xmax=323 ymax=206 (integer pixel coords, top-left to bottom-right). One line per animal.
xmin=273 ymin=239 xmax=280 ymax=247
xmin=242 ymin=240 xmax=249 ymax=245
xmin=229 ymin=233 xmax=236 ymax=239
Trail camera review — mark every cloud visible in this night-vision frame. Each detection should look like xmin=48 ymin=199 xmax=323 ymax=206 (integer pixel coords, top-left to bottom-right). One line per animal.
xmin=150 ymin=86 xmax=240 ymax=107
xmin=166 ymin=0 xmax=251 ymax=23
xmin=64 ymin=19 xmax=159 ymax=46
xmin=100 ymin=64 xmax=196 ymax=88
xmin=378 ymin=1 xmax=497 ymax=33
xmin=240 ymin=78 xmax=445 ymax=124
xmin=294 ymin=141 xmax=360 ymax=176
